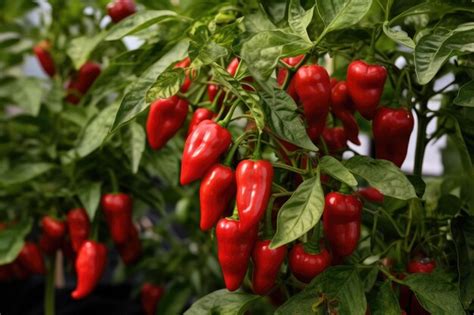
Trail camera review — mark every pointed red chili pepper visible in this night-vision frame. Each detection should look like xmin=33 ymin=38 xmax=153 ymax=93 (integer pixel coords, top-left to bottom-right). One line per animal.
xmin=322 ymin=127 xmax=347 ymax=153
xmin=33 ymin=40 xmax=56 ymax=77
xmin=107 ymin=0 xmax=136 ymax=23
xmin=66 ymin=62 xmax=101 ymax=104
xmin=67 ymin=208 xmax=91 ymax=252
xmin=187 ymin=108 xmax=215 ymax=136
xmin=288 ymin=243 xmax=331 ymax=283
xmin=251 ymin=240 xmax=287 ymax=295
xmin=39 ymin=216 xmax=66 ymax=255
xmin=357 ymin=187 xmax=384 ymax=204
xmin=180 ymin=120 xmax=232 ymax=185
xmin=117 ymin=223 xmax=141 ymax=265
xmin=18 ymin=242 xmax=46 ymax=275
xmin=236 ymin=159 xmax=274 ymax=231
xmin=101 ymin=193 xmax=133 ymax=245
xmin=141 ymin=283 xmax=165 ymax=315
xmin=331 ymin=81 xmax=360 ymax=145
xmin=199 ymin=164 xmax=236 ymax=231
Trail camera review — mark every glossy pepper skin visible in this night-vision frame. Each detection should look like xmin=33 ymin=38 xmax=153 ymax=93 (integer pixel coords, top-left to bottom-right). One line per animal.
xmin=117 ymin=223 xmax=141 ymax=265
xmin=71 ymin=240 xmax=107 ymax=299
xmin=180 ymin=120 xmax=232 ymax=185
xmin=323 ymin=192 xmax=362 ymax=257
xmin=407 ymin=258 xmax=436 ymax=274
xmin=18 ymin=242 xmax=46 ymax=275
xmin=216 ymin=218 xmax=258 ymax=291
xmin=187 ymin=108 xmax=215 ymax=136
xmin=66 ymin=62 xmax=101 ymax=104
xmin=373 ymin=107 xmax=414 ymax=167
xmin=331 ymin=81 xmax=360 ymax=145
xmin=39 ymin=216 xmax=66 ymax=255
xmin=347 ymin=60 xmax=387 ymax=120
xmin=236 ymin=160 xmax=274 ymax=231
xmin=101 ymin=193 xmax=133 ymax=245
xmin=276 ymin=55 xmax=305 ymax=87
xmin=292 ymin=65 xmax=331 ymax=141
xmin=146 ymin=96 xmax=189 ymax=150
xmin=322 ymin=127 xmax=347 ymax=153
xmin=199 ymin=164 xmax=236 ymax=231
xmin=141 ymin=283 xmax=165 ymax=315
xmin=358 ymin=187 xmax=384 ymax=204
xmin=107 ymin=0 xmax=136 ymax=23
xmin=289 ymin=243 xmax=331 ymax=283
xmin=67 ymin=208 xmax=91 ymax=252
xmin=33 ymin=41 xmax=55 ymax=77
xmin=251 ymin=240 xmax=287 ymax=295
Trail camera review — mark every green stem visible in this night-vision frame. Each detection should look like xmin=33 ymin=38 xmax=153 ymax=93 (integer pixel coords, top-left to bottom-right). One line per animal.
xmin=263 ymin=197 xmax=276 ymax=238
xmin=304 ymin=223 xmax=321 ymax=253
xmin=272 ymin=162 xmax=306 ymax=175
xmin=224 ymin=131 xmax=252 ymax=166
xmin=219 ymin=101 xmax=239 ymax=127
xmin=107 ymin=168 xmax=119 ymax=193
xmin=414 ymin=101 xmax=428 ymax=177
xmin=44 ymin=257 xmax=56 ymax=315
xmin=253 ymin=131 xmax=262 ymax=160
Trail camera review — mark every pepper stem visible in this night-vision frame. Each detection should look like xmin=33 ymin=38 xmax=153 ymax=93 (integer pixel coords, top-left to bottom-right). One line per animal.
xmin=107 ymin=168 xmax=118 ymax=193
xmin=224 ymin=131 xmax=252 ymax=166
xmin=304 ymin=222 xmax=321 ymax=254
xmin=44 ymin=257 xmax=56 ymax=315
xmin=253 ymin=131 xmax=262 ymax=160
xmin=263 ymin=197 xmax=276 ymax=238
xmin=219 ymin=101 xmax=239 ymax=127
xmin=230 ymin=204 xmax=239 ymax=220
xmin=339 ymin=183 xmax=352 ymax=194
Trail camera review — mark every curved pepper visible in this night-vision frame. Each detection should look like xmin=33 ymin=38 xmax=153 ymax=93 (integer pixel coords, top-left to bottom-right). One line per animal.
xmin=216 ymin=218 xmax=257 ymax=291
xmin=101 ymin=193 xmax=133 ymax=245
xmin=322 ymin=127 xmax=347 ymax=153
xmin=358 ymin=187 xmax=384 ymax=204
xmin=18 ymin=242 xmax=46 ymax=274
xmin=180 ymin=120 xmax=232 ymax=185
xmin=251 ymin=239 xmax=287 ymax=295
xmin=146 ymin=96 xmax=189 ymax=150
xmin=33 ymin=41 xmax=55 ymax=77
xmin=66 ymin=62 xmax=101 ymax=104
xmin=347 ymin=60 xmax=387 ymax=120
xmin=39 ymin=216 xmax=66 ymax=255
xmin=67 ymin=208 xmax=91 ymax=252
xmin=236 ymin=159 xmax=274 ymax=231
xmin=71 ymin=240 xmax=107 ymax=299
xmin=107 ymin=0 xmax=136 ymax=23
xmin=141 ymin=283 xmax=165 ymax=315
xmin=289 ymin=243 xmax=331 ymax=283
xmin=199 ymin=164 xmax=236 ymax=231
xmin=187 ymin=108 xmax=215 ymax=136
xmin=331 ymin=81 xmax=360 ymax=145
xmin=117 ymin=223 xmax=141 ymax=265
xmin=373 ymin=107 xmax=414 ymax=167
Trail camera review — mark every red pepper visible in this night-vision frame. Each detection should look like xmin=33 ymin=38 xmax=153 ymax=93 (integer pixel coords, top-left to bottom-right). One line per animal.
xmin=236 ymin=159 xmax=274 ymax=231
xmin=373 ymin=107 xmax=414 ymax=167
xmin=101 ymin=193 xmax=133 ymax=245
xmin=33 ymin=40 xmax=55 ymax=77
xmin=71 ymin=240 xmax=107 ymax=299
xmin=207 ymin=57 xmax=240 ymax=106
xmin=331 ymin=81 xmax=360 ymax=145
xmin=146 ymin=95 xmax=189 ymax=150
xmin=407 ymin=258 xmax=436 ymax=274
xmin=276 ymin=55 xmax=305 ymax=87
xmin=175 ymin=57 xmax=192 ymax=93
xmin=358 ymin=187 xmax=384 ymax=204
xmin=187 ymin=108 xmax=215 ymax=136
xmin=251 ymin=239 xmax=287 ymax=295
xmin=39 ymin=216 xmax=66 ymax=255
xmin=11 ymin=260 xmax=30 ymax=280
xmin=141 ymin=283 xmax=165 ymax=315
xmin=117 ymin=223 xmax=141 ymax=265
xmin=107 ymin=0 xmax=136 ymax=23
xmin=347 ymin=60 xmax=387 ymax=120
xmin=199 ymin=164 xmax=236 ymax=231
xmin=67 ymin=208 xmax=91 ymax=252
xmin=180 ymin=120 xmax=232 ymax=185
xmin=288 ymin=243 xmax=331 ymax=283
xmin=66 ymin=62 xmax=101 ymax=104
xmin=330 ymin=78 xmax=338 ymax=88
xmin=17 ymin=242 xmax=46 ymax=275
xmin=216 ymin=218 xmax=257 ymax=291
xmin=404 ymin=258 xmax=436 ymax=315
xmin=323 ymin=192 xmax=362 ymax=257
xmin=292 ymin=64 xmax=331 ymax=141
xmin=322 ymin=127 xmax=347 ymax=153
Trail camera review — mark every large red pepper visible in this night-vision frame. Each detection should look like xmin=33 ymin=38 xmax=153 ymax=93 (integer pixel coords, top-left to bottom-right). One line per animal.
xmin=373 ymin=107 xmax=414 ymax=167
xmin=67 ymin=208 xmax=91 ymax=252
xmin=187 ymin=108 xmax=215 ymax=136
xmin=180 ymin=120 xmax=232 ymax=185
xmin=322 ymin=127 xmax=347 ymax=153
xmin=276 ymin=55 xmax=305 ymax=87
xmin=71 ymin=240 xmax=107 ymax=299
xmin=323 ymin=192 xmax=362 ymax=258
xmin=357 ymin=187 xmax=384 ymax=204
xmin=17 ymin=242 xmax=46 ymax=275
xmin=292 ymin=64 xmax=331 ymax=141
xmin=251 ymin=239 xmax=287 ymax=295
xmin=288 ymin=243 xmax=331 ymax=283
xmin=199 ymin=164 xmax=236 ymax=231
xmin=331 ymin=81 xmax=360 ymax=145
xmin=33 ymin=40 xmax=56 ymax=77
xmin=66 ymin=62 xmax=101 ymax=104
xmin=141 ymin=283 xmax=165 ymax=315
xmin=216 ymin=218 xmax=257 ymax=291
xmin=146 ymin=95 xmax=189 ymax=150
xmin=101 ymin=193 xmax=133 ymax=245
xmin=347 ymin=60 xmax=387 ymax=120
xmin=39 ymin=216 xmax=66 ymax=255
xmin=107 ymin=0 xmax=136 ymax=23
xmin=117 ymin=223 xmax=141 ymax=265
xmin=236 ymin=159 xmax=274 ymax=231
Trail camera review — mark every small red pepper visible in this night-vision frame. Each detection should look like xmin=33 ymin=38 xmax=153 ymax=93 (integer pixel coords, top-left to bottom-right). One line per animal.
xmin=251 ymin=239 xmax=287 ymax=295
xmin=33 ymin=40 xmax=55 ymax=77
xmin=276 ymin=55 xmax=305 ymax=87
xmin=199 ymin=164 xmax=236 ymax=231
xmin=288 ymin=243 xmax=331 ymax=283
xmin=146 ymin=96 xmax=189 ymax=150
xmin=39 ymin=216 xmax=66 ymax=255
xmin=66 ymin=62 xmax=101 ymax=104
xmin=175 ymin=57 xmax=192 ymax=93
xmin=207 ymin=57 xmax=241 ymax=106
xmin=101 ymin=193 xmax=133 ymax=245
xmin=236 ymin=159 xmax=274 ymax=231
xmin=216 ymin=218 xmax=257 ymax=291
xmin=141 ymin=283 xmax=165 ymax=315
xmin=117 ymin=223 xmax=141 ymax=265
xmin=107 ymin=0 xmax=136 ymax=23
xmin=358 ymin=187 xmax=384 ymax=204
xmin=331 ymin=81 xmax=360 ymax=145
xmin=180 ymin=120 xmax=232 ymax=185
xmin=67 ymin=208 xmax=91 ymax=252
xmin=373 ymin=107 xmax=414 ymax=167
xmin=347 ymin=60 xmax=387 ymax=120
xmin=322 ymin=127 xmax=347 ymax=153
xmin=17 ymin=242 xmax=46 ymax=275
xmin=71 ymin=240 xmax=107 ymax=299
xmin=187 ymin=108 xmax=215 ymax=136
xmin=407 ymin=258 xmax=436 ymax=274
xmin=403 ymin=258 xmax=436 ymax=315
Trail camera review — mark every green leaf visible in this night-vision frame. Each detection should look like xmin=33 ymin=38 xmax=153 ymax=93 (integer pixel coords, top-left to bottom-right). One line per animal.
xmin=184 ymin=289 xmax=259 ymax=315
xmin=452 ymin=216 xmax=474 ymax=308
xmin=288 ymin=0 xmax=314 ymax=42
xmin=67 ymin=33 xmax=105 ymax=69
xmin=112 ymin=39 xmax=189 ymax=131
xmin=106 ymin=10 xmax=178 ymax=41
xmin=454 ymin=80 xmax=474 ymax=107
xmin=382 ymin=21 xmax=415 ymax=49
xmin=319 ymin=156 xmax=357 ymax=187
xmin=156 ymin=282 xmax=192 ymax=315
xmin=0 ymin=219 xmax=32 ymax=265
xmin=124 ymin=122 xmax=146 ymax=173
xmin=189 ymin=39 xmax=228 ymax=67
xmin=404 ymin=273 xmax=465 ymax=315
xmin=260 ymin=88 xmax=317 ymax=151
xmin=10 ymin=77 xmax=44 ymax=116
xmin=146 ymin=68 xmax=185 ymax=102
xmin=372 ymin=281 xmax=401 ymax=315
xmin=0 ymin=163 xmax=53 ymax=187
xmin=344 ymin=156 xmax=416 ymax=200
xmin=270 ymin=172 xmax=324 ymax=248
xmin=77 ymin=181 xmax=102 ymax=220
